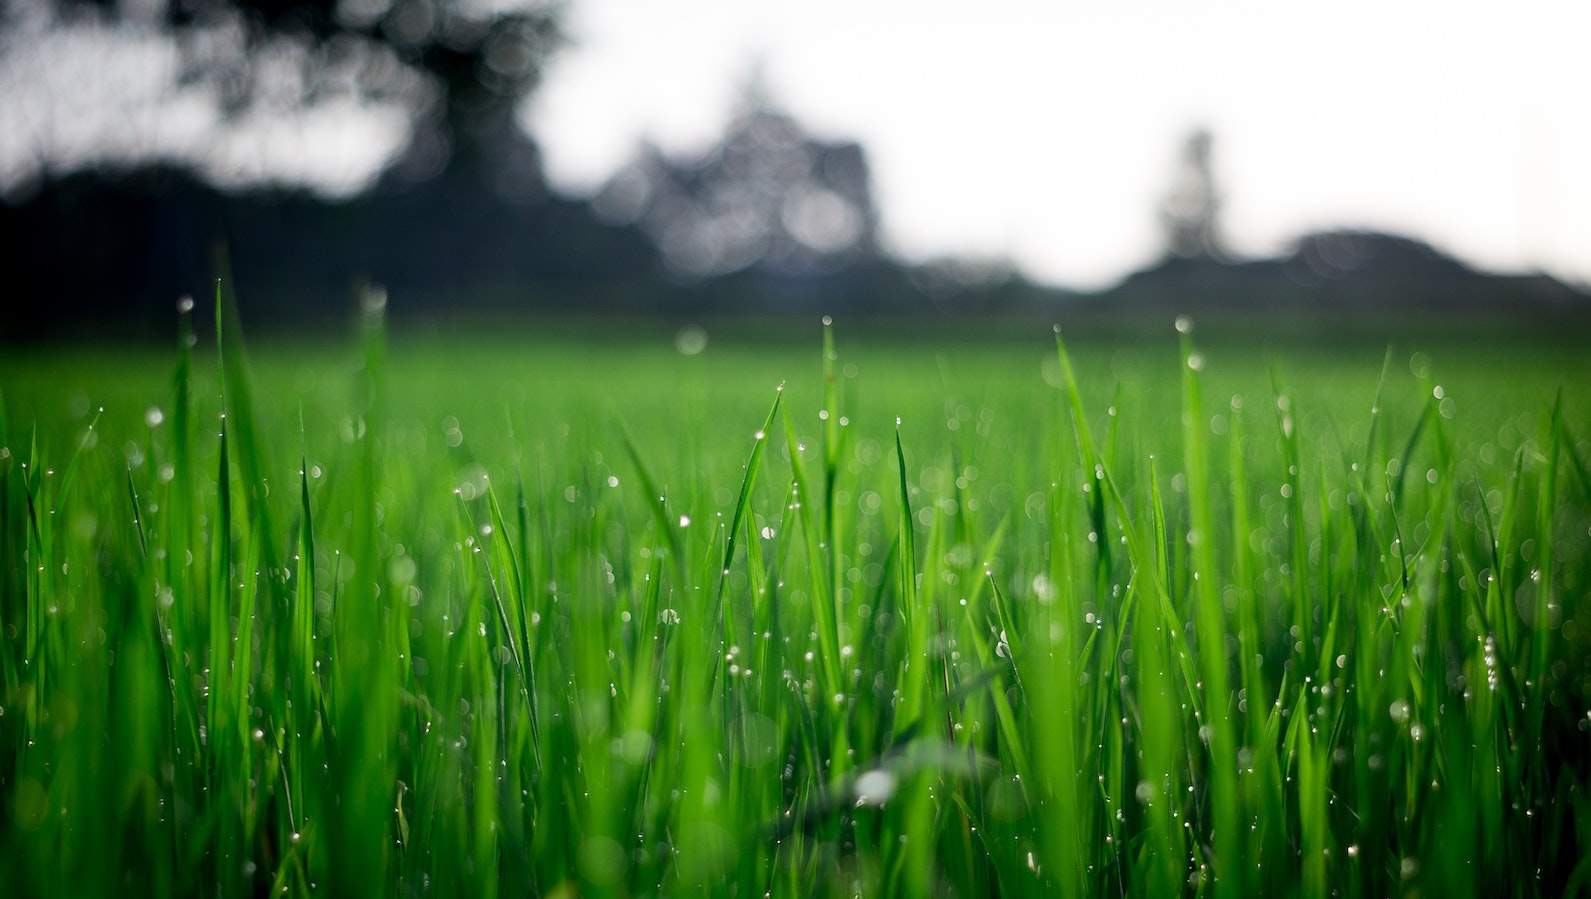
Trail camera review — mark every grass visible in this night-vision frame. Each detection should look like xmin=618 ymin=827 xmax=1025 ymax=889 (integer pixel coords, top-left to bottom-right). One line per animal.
xmin=2 ymin=301 xmax=1590 ymax=897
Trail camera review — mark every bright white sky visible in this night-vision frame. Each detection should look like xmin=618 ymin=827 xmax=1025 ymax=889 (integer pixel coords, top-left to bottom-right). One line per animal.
xmin=527 ymin=0 xmax=1591 ymax=290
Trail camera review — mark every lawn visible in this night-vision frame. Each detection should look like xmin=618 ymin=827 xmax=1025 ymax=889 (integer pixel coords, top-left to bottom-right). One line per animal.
xmin=2 ymin=306 xmax=1589 ymax=897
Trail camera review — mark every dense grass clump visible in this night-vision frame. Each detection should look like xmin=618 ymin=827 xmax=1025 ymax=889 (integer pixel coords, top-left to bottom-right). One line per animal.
xmin=2 ymin=303 xmax=1590 ymax=898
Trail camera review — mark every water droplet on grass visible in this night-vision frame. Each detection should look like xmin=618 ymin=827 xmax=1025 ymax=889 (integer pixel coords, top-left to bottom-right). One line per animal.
xmin=854 ymin=769 xmax=895 ymax=806
xmin=1389 ymin=699 xmax=1411 ymax=724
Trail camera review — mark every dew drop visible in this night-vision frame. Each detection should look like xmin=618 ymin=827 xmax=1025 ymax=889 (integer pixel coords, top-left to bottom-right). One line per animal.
xmin=854 ymin=769 xmax=896 ymax=806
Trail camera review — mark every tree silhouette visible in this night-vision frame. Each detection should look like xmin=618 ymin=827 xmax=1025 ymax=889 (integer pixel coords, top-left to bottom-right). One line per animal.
xmin=593 ymin=75 xmax=881 ymax=280
xmin=0 ymin=0 xmax=564 ymax=195
xmin=1158 ymin=127 xmax=1223 ymax=260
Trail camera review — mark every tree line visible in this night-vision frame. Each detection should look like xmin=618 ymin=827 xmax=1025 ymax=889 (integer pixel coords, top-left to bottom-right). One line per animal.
xmin=1 ymin=0 xmax=1582 ymax=341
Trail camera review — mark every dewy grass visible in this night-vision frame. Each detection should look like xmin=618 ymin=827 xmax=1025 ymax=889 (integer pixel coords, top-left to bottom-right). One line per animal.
xmin=1 ymin=309 xmax=1589 ymax=898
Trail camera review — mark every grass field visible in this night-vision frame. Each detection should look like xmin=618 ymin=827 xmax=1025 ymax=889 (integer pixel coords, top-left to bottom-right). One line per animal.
xmin=2 ymin=304 xmax=1590 ymax=897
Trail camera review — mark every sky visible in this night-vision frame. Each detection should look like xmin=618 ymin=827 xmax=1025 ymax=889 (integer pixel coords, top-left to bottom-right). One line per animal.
xmin=526 ymin=0 xmax=1591 ymax=290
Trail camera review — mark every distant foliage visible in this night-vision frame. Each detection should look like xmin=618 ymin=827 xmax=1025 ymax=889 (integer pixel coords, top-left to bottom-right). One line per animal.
xmin=594 ymin=77 xmax=882 ymax=280
xmin=1159 ymin=128 xmax=1224 ymax=260
xmin=0 ymin=0 xmax=565 ymax=193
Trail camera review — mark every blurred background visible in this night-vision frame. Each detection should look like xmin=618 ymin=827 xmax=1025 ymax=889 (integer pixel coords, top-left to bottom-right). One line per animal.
xmin=2 ymin=0 xmax=1588 ymax=340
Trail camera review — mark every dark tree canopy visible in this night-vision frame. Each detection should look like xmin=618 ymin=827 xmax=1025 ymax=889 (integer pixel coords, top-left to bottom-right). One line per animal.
xmin=3 ymin=0 xmax=564 ymax=192
xmin=593 ymin=78 xmax=882 ymax=281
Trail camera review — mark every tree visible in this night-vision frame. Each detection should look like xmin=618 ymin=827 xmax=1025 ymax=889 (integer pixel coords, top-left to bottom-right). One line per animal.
xmin=0 ymin=0 xmax=690 ymax=336
xmin=0 ymin=0 xmax=565 ymax=198
xmin=1158 ymin=127 xmax=1224 ymax=260
xmin=593 ymin=75 xmax=881 ymax=281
